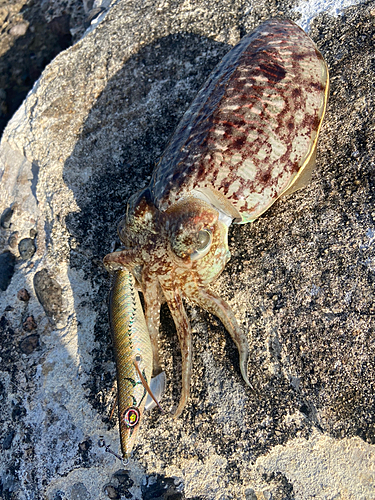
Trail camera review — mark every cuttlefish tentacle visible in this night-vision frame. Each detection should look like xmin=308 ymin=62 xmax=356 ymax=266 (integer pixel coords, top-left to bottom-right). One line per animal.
xmin=159 ymin=279 xmax=193 ymax=418
xmin=189 ymin=287 xmax=253 ymax=390
xmin=142 ymin=278 xmax=163 ymax=376
xmin=103 ymin=249 xmax=138 ymax=271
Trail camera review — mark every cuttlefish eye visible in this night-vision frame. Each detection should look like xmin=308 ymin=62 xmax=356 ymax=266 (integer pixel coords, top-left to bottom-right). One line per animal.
xmin=190 ymin=229 xmax=212 ymax=261
xmin=196 ymin=229 xmax=211 ymax=250
xmin=170 ymin=226 xmax=213 ymax=261
xmin=166 ymin=199 xmax=218 ymax=260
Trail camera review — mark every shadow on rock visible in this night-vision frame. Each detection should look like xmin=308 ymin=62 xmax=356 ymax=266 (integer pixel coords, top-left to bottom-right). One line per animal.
xmin=0 ymin=2 xmax=73 ymax=137
xmin=62 ymin=29 xmax=230 ymax=474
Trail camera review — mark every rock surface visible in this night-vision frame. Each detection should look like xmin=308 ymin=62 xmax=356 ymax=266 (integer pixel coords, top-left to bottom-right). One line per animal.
xmin=0 ymin=0 xmax=111 ymax=138
xmin=1 ymin=0 xmax=375 ymax=499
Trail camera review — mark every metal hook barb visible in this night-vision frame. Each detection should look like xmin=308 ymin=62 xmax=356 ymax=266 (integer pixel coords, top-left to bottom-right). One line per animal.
xmin=98 ymin=437 xmax=128 ymax=465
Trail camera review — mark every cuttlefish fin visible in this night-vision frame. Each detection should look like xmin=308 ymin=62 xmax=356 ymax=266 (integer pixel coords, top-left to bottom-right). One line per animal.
xmin=281 ymin=144 xmax=317 ymax=197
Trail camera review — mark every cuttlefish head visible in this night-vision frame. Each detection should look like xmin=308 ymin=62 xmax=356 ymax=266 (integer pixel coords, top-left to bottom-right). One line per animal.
xmin=104 ymin=188 xmax=251 ymax=417
xmin=107 ymin=187 xmax=230 ymax=279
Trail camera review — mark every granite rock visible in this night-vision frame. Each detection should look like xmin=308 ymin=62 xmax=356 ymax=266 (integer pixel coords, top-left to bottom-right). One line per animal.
xmin=0 ymin=0 xmax=374 ymax=498
xmin=0 ymin=0 xmax=86 ymax=138
xmin=18 ymin=237 xmax=36 ymax=260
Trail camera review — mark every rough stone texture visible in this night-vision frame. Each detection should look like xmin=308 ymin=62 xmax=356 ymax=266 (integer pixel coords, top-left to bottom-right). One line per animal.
xmin=18 ymin=237 xmax=36 ymax=260
xmin=0 ymin=0 xmax=375 ymax=499
xmin=0 ymin=0 xmax=108 ymax=138
xmin=33 ymin=269 xmax=64 ymax=325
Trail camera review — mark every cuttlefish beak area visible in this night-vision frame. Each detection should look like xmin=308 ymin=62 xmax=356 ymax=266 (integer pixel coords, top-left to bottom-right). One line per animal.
xmin=104 ymin=190 xmax=252 ymax=417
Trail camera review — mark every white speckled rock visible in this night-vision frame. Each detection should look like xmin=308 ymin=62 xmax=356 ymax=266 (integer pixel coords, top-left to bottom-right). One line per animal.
xmin=0 ymin=0 xmax=374 ymax=499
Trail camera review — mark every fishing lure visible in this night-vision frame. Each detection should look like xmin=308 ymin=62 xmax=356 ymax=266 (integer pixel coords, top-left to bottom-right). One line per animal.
xmin=109 ymin=268 xmax=164 ymax=459
xmin=104 ymin=18 xmax=329 ymax=418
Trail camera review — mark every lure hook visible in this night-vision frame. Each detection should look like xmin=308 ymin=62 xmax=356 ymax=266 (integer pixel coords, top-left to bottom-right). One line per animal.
xmin=98 ymin=437 xmax=129 ymax=466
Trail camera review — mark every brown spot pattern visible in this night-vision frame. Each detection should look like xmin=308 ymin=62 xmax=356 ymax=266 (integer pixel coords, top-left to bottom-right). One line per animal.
xmin=150 ymin=19 xmax=328 ymax=222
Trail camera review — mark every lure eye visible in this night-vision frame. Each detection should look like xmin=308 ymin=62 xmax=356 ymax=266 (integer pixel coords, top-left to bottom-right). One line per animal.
xmin=121 ymin=407 xmax=140 ymax=428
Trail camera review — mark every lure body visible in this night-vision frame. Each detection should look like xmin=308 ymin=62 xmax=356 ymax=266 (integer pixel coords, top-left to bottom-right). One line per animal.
xmin=104 ymin=19 xmax=329 ymax=417
xmin=109 ymin=268 xmax=153 ymax=459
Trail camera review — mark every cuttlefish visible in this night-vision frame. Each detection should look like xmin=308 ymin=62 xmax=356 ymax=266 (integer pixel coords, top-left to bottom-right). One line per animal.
xmin=104 ymin=18 xmax=329 ymax=422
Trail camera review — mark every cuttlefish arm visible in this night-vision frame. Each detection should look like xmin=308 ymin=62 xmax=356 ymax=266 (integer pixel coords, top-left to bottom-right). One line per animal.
xmin=158 ymin=277 xmax=193 ymax=418
xmin=143 ymin=277 xmax=163 ymax=376
xmin=104 ymin=194 xmax=251 ymax=416
xmin=156 ymin=268 xmax=254 ymax=417
xmin=189 ymin=287 xmax=253 ymax=390
xmin=103 ymin=248 xmax=138 ymax=270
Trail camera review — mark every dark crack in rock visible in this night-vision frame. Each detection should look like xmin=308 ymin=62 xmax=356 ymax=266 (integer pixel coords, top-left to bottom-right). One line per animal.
xmin=142 ymin=474 xmax=184 ymax=500
xmin=33 ymin=269 xmax=63 ymax=324
xmin=0 ymin=0 xmax=87 ymax=137
xmin=0 ymin=251 xmax=15 ymax=291
xmin=2 ymin=429 xmax=15 ymax=450
xmin=18 ymin=237 xmax=36 ymax=260
xmin=0 ymin=207 xmax=13 ymax=228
